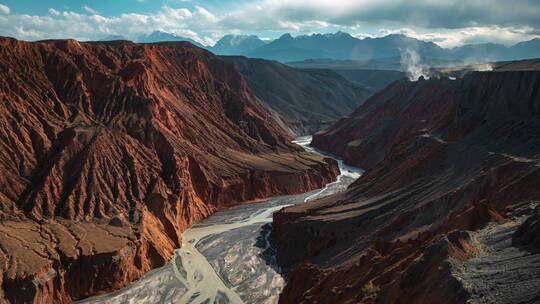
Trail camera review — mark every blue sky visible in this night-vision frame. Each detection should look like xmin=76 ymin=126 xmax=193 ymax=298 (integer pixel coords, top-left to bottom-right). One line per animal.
xmin=0 ymin=0 xmax=539 ymax=47
xmin=2 ymin=0 xmax=199 ymax=16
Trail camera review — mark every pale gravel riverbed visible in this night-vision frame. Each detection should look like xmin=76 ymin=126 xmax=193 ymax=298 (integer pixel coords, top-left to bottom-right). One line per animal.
xmin=77 ymin=136 xmax=363 ymax=304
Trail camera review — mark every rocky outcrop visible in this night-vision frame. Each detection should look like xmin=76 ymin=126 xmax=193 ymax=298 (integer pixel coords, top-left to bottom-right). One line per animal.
xmin=313 ymin=70 xmax=540 ymax=168
xmin=0 ymin=37 xmax=339 ymax=303
xmin=454 ymin=202 xmax=540 ymax=304
xmin=221 ymin=56 xmax=372 ymax=135
xmin=513 ymin=205 xmax=540 ymax=250
xmin=275 ymin=69 xmax=540 ymax=303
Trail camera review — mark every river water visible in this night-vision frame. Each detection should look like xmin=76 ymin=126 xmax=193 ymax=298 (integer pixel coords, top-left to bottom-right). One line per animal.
xmin=77 ymin=136 xmax=363 ymax=304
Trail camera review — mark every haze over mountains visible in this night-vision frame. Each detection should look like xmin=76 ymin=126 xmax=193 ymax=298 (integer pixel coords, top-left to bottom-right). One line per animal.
xmin=108 ymin=30 xmax=540 ymax=65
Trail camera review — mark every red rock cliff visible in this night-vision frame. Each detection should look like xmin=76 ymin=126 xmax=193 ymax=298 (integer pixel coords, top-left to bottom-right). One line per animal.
xmin=275 ymin=70 xmax=540 ymax=303
xmin=0 ymin=37 xmax=339 ymax=303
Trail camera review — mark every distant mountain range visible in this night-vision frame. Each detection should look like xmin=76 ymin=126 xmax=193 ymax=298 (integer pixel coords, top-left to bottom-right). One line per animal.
xmin=246 ymin=32 xmax=540 ymax=63
xmin=99 ymin=30 xmax=540 ymax=64
xmin=245 ymin=32 xmax=445 ymax=62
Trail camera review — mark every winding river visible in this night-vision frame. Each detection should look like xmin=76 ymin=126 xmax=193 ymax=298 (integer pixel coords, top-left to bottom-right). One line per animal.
xmin=77 ymin=136 xmax=363 ymax=304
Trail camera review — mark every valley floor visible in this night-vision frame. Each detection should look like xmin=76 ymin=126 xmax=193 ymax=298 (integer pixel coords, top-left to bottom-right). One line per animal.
xmin=77 ymin=137 xmax=363 ymax=304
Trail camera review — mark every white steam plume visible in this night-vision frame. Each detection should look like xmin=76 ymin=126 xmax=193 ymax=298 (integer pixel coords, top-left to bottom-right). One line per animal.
xmin=400 ymin=48 xmax=430 ymax=81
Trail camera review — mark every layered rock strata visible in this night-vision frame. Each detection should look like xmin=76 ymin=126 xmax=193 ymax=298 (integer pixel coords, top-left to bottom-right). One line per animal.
xmin=276 ymin=70 xmax=540 ymax=303
xmin=0 ymin=37 xmax=339 ymax=303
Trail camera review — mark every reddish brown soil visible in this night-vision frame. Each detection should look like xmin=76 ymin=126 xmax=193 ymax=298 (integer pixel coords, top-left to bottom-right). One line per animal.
xmin=0 ymin=37 xmax=339 ymax=303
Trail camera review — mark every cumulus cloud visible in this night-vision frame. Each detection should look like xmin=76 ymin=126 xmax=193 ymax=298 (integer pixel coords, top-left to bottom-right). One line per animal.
xmin=210 ymin=0 xmax=540 ymax=44
xmin=0 ymin=0 xmax=538 ymax=48
xmin=0 ymin=6 xmax=216 ymax=44
xmin=0 ymin=3 xmax=9 ymax=14
xmin=379 ymin=26 xmax=540 ymax=48
xmin=220 ymin=0 xmax=540 ymax=30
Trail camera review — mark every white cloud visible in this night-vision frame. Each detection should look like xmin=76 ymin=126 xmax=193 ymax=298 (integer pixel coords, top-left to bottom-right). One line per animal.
xmin=48 ymin=8 xmax=60 ymax=16
xmin=161 ymin=6 xmax=191 ymax=19
xmin=0 ymin=1 xmax=538 ymax=48
xmin=352 ymin=33 xmax=377 ymax=39
xmin=218 ymin=0 xmax=540 ymax=30
xmin=82 ymin=6 xmax=99 ymax=15
xmin=0 ymin=6 xmax=217 ymax=45
xmin=194 ymin=6 xmax=218 ymax=25
xmin=0 ymin=3 xmax=9 ymax=14
xmin=377 ymin=26 xmax=540 ymax=48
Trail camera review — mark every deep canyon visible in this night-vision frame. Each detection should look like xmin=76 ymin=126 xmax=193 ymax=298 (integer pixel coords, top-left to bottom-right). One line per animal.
xmin=0 ymin=35 xmax=539 ymax=304
xmin=0 ymin=38 xmax=342 ymax=303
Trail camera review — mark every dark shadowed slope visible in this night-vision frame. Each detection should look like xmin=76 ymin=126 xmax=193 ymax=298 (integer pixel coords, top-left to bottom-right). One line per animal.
xmin=275 ymin=66 xmax=540 ymax=304
xmin=329 ymin=69 xmax=405 ymax=91
xmin=221 ymin=56 xmax=372 ymax=135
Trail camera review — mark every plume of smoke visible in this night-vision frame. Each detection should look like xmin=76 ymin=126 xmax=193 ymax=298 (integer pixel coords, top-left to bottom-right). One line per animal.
xmin=400 ymin=48 xmax=430 ymax=81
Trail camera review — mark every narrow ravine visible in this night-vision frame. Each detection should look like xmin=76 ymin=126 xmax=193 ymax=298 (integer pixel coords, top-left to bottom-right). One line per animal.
xmin=77 ymin=136 xmax=363 ymax=304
